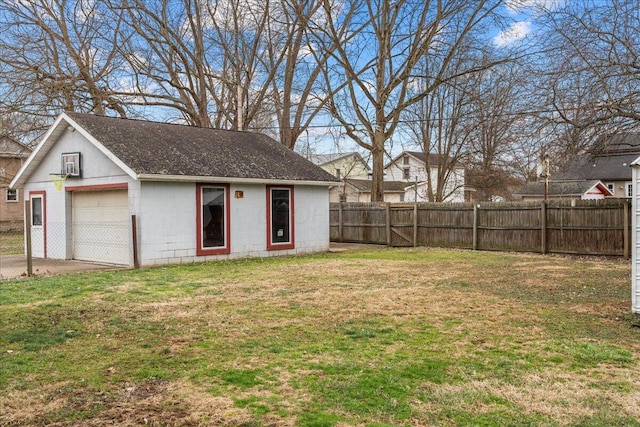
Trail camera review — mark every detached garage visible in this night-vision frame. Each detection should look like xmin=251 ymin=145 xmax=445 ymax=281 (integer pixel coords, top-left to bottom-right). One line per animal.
xmin=10 ymin=112 xmax=339 ymax=266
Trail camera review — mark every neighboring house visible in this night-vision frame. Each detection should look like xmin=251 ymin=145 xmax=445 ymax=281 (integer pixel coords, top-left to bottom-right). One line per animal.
xmin=384 ymin=151 xmax=465 ymax=202
xmin=342 ymin=179 xmax=408 ymax=203
xmin=513 ymin=180 xmax=613 ymax=201
xmin=307 ymin=152 xmax=370 ymax=180
xmin=308 ymin=152 xmax=371 ymax=202
xmin=10 ymin=112 xmax=339 ymax=266
xmin=556 ymin=133 xmax=640 ymax=198
xmin=0 ymin=136 xmax=31 ymax=228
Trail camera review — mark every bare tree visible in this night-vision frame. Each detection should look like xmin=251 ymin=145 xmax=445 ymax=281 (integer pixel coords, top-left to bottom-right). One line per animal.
xmin=311 ymin=0 xmax=504 ymax=201
xmin=464 ymin=61 xmax=530 ymax=201
xmin=536 ymin=0 xmax=640 ymax=157
xmin=264 ymin=0 xmax=337 ymax=149
xmin=405 ymin=56 xmax=475 ymax=202
xmin=0 ymin=0 xmax=130 ymax=125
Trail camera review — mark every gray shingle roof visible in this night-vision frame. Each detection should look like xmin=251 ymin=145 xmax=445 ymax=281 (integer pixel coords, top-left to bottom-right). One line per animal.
xmin=66 ymin=112 xmax=339 ymax=182
xmin=593 ymin=133 xmax=640 ymax=154
xmin=556 ymin=154 xmax=635 ymax=181
xmin=514 ymin=180 xmax=608 ymax=197
xmin=557 ymin=133 xmax=640 ymax=182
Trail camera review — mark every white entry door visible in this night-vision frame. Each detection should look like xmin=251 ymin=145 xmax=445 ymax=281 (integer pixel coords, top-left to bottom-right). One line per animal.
xmin=72 ymin=190 xmax=130 ymax=265
xmin=30 ymin=193 xmax=45 ymax=258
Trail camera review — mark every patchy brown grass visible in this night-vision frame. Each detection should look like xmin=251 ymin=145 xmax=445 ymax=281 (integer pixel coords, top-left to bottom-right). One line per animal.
xmin=0 ymin=248 xmax=638 ymax=426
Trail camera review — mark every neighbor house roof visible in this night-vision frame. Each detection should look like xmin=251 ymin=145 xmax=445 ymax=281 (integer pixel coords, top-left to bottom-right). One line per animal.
xmin=0 ymin=136 xmax=31 ymax=158
xmin=11 ymin=112 xmax=340 ymax=187
xmin=345 ymin=179 xmax=406 ymax=193
xmin=385 ymin=151 xmax=461 ymax=169
xmin=514 ymin=180 xmax=613 ymax=198
xmin=556 ymin=154 xmax=636 ymax=182
xmin=307 ymin=152 xmax=370 ymax=170
xmin=557 ymin=133 xmax=640 ymax=182
xmin=592 ymin=133 xmax=640 ymax=154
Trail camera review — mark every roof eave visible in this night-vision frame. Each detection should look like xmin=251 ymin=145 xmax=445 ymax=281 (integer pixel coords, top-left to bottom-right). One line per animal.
xmin=136 ymin=174 xmax=338 ymax=186
xmin=9 ymin=113 xmax=69 ymax=189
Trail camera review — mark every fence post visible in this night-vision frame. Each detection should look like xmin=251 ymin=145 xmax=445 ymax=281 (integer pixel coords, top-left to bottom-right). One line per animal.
xmin=413 ymin=203 xmax=418 ymax=247
xmin=385 ymin=203 xmax=391 ymax=247
xmin=624 ymin=199 xmax=630 ymax=259
xmin=541 ymin=201 xmax=547 ymax=254
xmin=473 ymin=204 xmax=478 ymax=251
xmin=24 ymin=200 xmax=32 ymax=277
xmin=338 ymin=203 xmax=344 ymax=242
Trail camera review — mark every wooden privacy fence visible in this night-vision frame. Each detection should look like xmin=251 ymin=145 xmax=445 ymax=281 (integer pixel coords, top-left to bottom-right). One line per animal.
xmin=330 ymin=199 xmax=632 ymax=257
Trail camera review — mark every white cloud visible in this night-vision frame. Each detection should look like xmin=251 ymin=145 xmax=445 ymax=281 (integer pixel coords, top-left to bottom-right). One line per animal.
xmin=505 ymin=0 xmax=565 ymax=15
xmin=493 ymin=21 xmax=532 ymax=47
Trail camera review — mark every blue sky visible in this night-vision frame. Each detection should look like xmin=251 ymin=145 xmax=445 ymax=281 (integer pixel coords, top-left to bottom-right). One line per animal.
xmin=493 ymin=0 xmax=565 ymax=47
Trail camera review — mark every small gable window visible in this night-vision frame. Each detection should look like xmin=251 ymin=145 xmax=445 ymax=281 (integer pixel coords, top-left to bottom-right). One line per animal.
xmin=403 ymin=167 xmax=410 ymax=180
xmin=6 ymin=188 xmax=18 ymax=202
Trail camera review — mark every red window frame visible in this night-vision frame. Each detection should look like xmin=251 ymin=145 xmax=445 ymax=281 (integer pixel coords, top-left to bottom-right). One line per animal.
xmin=266 ymin=185 xmax=295 ymax=251
xmin=196 ymin=183 xmax=231 ymax=256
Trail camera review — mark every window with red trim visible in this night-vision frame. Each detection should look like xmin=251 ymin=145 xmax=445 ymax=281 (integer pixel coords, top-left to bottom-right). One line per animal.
xmin=267 ymin=186 xmax=294 ymax=250
xmin=196 ymin=183 xmax=230 ymax=255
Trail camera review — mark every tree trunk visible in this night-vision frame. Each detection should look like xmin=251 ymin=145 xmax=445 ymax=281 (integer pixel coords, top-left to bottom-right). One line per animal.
xmin=371 ymin=142 xmax=385 ymax=202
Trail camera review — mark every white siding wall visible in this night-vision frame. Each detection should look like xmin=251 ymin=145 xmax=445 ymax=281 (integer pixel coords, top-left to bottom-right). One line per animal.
xmin=632 ymin=165 xmax=640 ymax=314
xmin=320 ymin=156 xmax=370 ymax=180
xmin=385 ymin=155 xmax=465 ymax=202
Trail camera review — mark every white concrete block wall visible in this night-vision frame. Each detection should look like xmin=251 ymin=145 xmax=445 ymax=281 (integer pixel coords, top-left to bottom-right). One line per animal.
xmin=138 ymin=181 xmax=196 ymax=265
xmin=229 ymin=184 xmax=268 ymax=255
xmin=293 ymin=185 xmax=331 ymax=253
xmin=137 ymin=182 xmax=331 ymax=266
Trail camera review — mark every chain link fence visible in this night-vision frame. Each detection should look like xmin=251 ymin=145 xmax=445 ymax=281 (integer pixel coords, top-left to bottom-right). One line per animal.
xmin=0 ymin=219 xmax=131 ymax=280
xmin=0 ymin=221 xmax=24 ymax=256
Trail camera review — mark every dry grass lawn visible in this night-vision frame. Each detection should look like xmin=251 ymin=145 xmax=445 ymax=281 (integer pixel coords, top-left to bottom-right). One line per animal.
xmin=0 ymin=247 xmax=638 ymax=426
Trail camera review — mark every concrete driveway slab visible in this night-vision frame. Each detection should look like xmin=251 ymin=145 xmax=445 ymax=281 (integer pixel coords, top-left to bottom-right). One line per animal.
xmin=0 ymin=255 xmax=125 ymax=281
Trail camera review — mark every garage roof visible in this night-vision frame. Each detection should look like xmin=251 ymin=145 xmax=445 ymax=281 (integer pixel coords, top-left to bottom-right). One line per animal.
xmin=11 ymin=112 xmax=340 ymax=187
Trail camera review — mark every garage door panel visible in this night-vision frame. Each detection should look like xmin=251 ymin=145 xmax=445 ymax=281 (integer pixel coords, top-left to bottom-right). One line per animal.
xmin=72 ymin=190 xmax=130 ymax=265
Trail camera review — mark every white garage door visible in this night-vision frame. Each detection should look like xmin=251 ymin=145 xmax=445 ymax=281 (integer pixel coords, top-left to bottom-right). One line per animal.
xmin=72 ymin=190 xmax=130 ymax=265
